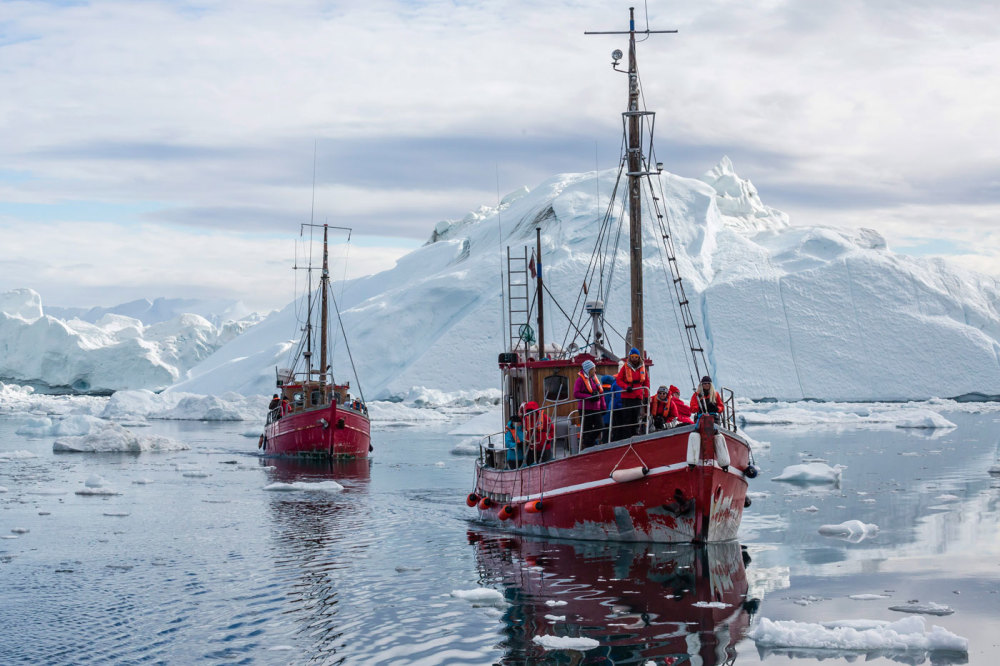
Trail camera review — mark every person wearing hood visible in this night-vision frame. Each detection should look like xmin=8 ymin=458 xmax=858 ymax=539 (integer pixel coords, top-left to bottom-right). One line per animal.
xmin=668 ymin=385 xmax=694 ymax=424
xmin=504 ymin=404 xmax=525 ymax=469
xmin=614 ymin=347 xmax=650 ymax=440
xmin=650 ymin=386 xmax=672 ymax=430
xmin=522 ymin=400 xmax=553 ymax=465
xmin=574 ymin=359 xmax=607 ymax=448
xmin=690 ymin=375 xmax=724 ymax=416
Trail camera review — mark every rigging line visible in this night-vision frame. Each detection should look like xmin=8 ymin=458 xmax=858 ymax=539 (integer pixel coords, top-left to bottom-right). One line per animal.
xmin=328 ymin=282 xmax=365 ymax=404
xmin=541 ymin=282 xmax=592 ymax=346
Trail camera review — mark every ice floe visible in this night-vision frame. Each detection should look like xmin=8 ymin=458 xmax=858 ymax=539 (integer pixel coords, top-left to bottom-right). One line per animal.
xmin=773 ymin=462 xmax=845 ymax=485
xmin=262 ymin=481 xmax=344 ymax=492
xmin=533 ymin=635 xmax=600 ymax=651
xmin=750 ymin=615 xmax=967 ymax=653
xmin=889 ymin=601 xmax=955 ymax=616
xmin=53 ymin=420 xmax=187 ymax=453
xmin=818 ymin=520 xmax=880 ymax=542
xmin=450 ymin=587 xmax=505 ymax=606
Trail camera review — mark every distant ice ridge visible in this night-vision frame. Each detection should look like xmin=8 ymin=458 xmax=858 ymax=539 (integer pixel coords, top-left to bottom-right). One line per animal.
xmin=168 ymin=158 xmax=1000 ymax=401
xmin=738 ymin=399 xmax=964 ymax=429
xmin=0 ymin=289 xmax=263 ymax=392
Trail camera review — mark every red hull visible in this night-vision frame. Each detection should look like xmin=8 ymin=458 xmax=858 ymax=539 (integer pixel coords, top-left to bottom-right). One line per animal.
xmin=263 ymin=404 xmax=371 ymax=458
xmin=469 ymin=531 xmax=754 ymax=664
xmin=472 ymin=419 xmax=750 ymax=543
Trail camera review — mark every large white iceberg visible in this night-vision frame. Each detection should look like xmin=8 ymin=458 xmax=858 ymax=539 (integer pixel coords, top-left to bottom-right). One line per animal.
xmin=166 ymin=159 xmax=1000 ymax=402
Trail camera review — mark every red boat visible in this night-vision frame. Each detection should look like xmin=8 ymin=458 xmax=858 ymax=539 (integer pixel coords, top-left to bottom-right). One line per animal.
xmin=468 ymin=531 xmax=758 ymax=664
xmin=466 ymin=10 xmax=758 ymax=542
xmin=261 ymin=224 xmax=371 ymax=458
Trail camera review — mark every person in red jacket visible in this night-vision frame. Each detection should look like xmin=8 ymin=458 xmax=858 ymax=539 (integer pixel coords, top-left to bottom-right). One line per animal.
xmin=668 ymin=385 xmax=694 ymax=424
xmin=614 ymin=347 xmax=650 ymax=440
xmin=649 ymin=385 xmax=672 ymax=430
xmin=690 ymin=375 xmax=724 ymax=417
xmin=522 ymin=400 xmax=553 ymax=465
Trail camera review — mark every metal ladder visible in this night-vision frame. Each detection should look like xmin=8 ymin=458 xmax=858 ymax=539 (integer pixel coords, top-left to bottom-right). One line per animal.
xmin=506 ymin=246 xmax=531 ymax=352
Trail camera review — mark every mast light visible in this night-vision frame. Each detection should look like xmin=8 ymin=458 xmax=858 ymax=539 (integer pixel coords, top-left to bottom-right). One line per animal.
xmin=611 ymin=49 xmax=622 ymax=65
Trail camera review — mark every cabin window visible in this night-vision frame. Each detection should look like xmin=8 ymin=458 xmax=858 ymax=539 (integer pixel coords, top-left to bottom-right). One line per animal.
xmin=543 ymin=375 xmax=568 ymax=402
xmin=311 ymin=390 xmax=321 ymax=406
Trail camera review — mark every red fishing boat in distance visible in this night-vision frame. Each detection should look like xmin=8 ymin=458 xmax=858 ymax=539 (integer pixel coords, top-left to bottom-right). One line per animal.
xmin=466 ymin=9 xmax=758 ymax=542
xmin=260 ymin=224 xmax=371 ymax=458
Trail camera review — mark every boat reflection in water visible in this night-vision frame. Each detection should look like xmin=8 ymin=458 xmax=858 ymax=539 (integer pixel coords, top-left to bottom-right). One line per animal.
xmin=259 ymin=456 xmax=373 ymax=660
xmin=469 ymin=531 xmax=759 ymax=664
xmin=260 ymin=455 xmax=372 ymax=487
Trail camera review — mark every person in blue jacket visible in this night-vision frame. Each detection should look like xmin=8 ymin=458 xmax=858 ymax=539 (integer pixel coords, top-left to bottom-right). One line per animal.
xmin=504 ymin=407 xmax=525 ymax=469
xmin=600 ymin=374 xmax=623 ymax=439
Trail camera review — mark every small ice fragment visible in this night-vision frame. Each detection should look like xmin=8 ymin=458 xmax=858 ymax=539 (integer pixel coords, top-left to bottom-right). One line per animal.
xmin=11 ymin=527 xmax=29 ymax=534
xmin=818 ymin=520 xmax=879 ymax=542
xmin=888 ymin=601 xmax=955 ymax=616
xmin=450 ymin=588 xmax=505 ymax=605
xmin=546 ymin=600 xmax=568 ymax=607
xmin=693 ymin=601 xmax=730 ymax=608
xmin=545 ymin=614 xmax=566 ymax=621
xmin=849 ymin=593 xmax=891 ymax=600
xmin=263 ymin=481 xmax=344 ymax=492
xmin=182 ymin=471 xmax=210 ymax=478
xmin=533 ymin=635 xmax=599 ymax=651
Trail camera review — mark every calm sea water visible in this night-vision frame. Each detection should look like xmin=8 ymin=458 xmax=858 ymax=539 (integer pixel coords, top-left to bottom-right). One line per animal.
xmin=1 ymin=408 xmax=998 ymax=665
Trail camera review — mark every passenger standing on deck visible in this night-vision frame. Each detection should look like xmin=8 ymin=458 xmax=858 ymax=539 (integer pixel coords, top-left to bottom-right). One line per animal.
xmin=280 ymin=397 xmax=292 ymax=416
xmin=268 ymin=393 xmax=280 ymax=411
xmin=649 ymin=386 xmax=671 ymax=430
xmin=690 ymin=375 xmax=724 ymax=416
xmin=614 ymin=348 xmax=649 ymax=440
xmin=504 ymin=407 xmax=525 ymax=469
xmin=522 ymin=400 xmax=553 ymax=465
xmin=574 ymin=359 xmax=606 ymax=448
xmin=668 ymin=385 xmax=694 ymax=424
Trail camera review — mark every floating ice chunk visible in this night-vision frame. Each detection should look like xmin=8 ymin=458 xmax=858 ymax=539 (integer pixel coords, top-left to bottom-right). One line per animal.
xmin=132 ymin=478 xmax=154 ymax=484
xmin=85 ymin=474 xmax=107 ymax=488
xmin=76 ymin=486 xmax=121 ymax=496
xmin=435 ymin=461 xmax=446 ymax=467
xmin=750 ymin=615 xmax=967 ymax=652
xmin=533 ymin=635 xmax=600 ymax=651
xmin=773 ymin=462 xmax=845 ymax=484
xmin=0 ymin=450 xmax=38 ymax=461
xmin=934 ymin=494 xmax=959 ymax=501
xmin=545 ymin=614 xmax=566 ymax=621
xmin=451 ymin=588 xmax=505 ymax=606
xmin=53 ymin=420 xmax=188 ymax=453
xmin=263 ymin=481 xmax=344 ymax=492
xmin=11 ymin=527 xmax=29 ymax=534
xmin=546 ymin=600 xmax=568 ymax=607
xmin=182 ymin=471 xmax=210 ymax=478
xmin=103 ymin=512 xmax=130 ymax=517
xmin=798 ymin=506 xmax=820 ymax=513
xmin=16 ymin=415 xmax=105 ymax=437
xmin=818 ymin=520 xmax=879 ymax=543
xmin=450 ymin=437 xmax=483 ymax=457
xmin=693 ymin=601 xmax=730 ymax=608
xmin=889 ymin=601 xmax=955 ymax=616
xmin=850 ymin=593 xmax=891 ymax=600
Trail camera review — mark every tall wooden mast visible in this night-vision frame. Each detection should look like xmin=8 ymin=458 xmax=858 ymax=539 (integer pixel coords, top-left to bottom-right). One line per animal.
xmin=625 ymin=8 xmax=643 ymax=355
xmin=319 ymin=224 xmax=330 ymax=392
xmin=586 ymin=7 xmax=676 ymax=359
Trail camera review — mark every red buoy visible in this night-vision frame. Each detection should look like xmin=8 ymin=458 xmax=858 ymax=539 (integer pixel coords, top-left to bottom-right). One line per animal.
xmin=498 ymin=504 xmax=515 ymax=520
xmin=477 ymin=497 xmax=493 ymax=511
xmin=466 ymin=493 xmax=479 ymax=507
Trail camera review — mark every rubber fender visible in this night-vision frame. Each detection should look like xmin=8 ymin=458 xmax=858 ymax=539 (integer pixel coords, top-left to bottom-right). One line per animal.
xmin=477 ymin=497 xmax=493 ymax=511
xmin=686 ymin=432 xmax=701 ymax=466
xmin=258 ymin=434 xmax=264 ymax=449
xmin=524 ymin=499 xmax=543 ymax=514
xmin=744 ymin=464 xmax=758 ymax=479
xmin=611 ymin=466 xmax=649 ymax=483
xmin=466 ymin=493 xmax=479 ymax=508
xmin=713 ymin=433 xmax=730 ymax=468
xmin=498 ymin=504 xmax=515 ymax=521
xmin=744 ymin=496 xmax=752 ymax=508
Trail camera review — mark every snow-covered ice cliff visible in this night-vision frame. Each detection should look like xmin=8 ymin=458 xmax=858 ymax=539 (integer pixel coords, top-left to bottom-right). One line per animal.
xmin=170 ymin=158 xmax=1000 ymax=401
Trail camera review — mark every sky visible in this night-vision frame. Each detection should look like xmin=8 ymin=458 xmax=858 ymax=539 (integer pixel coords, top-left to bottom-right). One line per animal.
xmin=1 ymin=0 xmax=998 ymax=313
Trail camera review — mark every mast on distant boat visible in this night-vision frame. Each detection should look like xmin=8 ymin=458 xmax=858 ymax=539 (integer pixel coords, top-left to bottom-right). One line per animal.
xmin=586 ymin=7 xmax=676 ymax=358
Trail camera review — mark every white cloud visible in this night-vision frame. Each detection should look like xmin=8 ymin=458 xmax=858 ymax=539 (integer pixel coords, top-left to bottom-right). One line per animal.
xmin=1 ymin=0 xmax=998 ymax=308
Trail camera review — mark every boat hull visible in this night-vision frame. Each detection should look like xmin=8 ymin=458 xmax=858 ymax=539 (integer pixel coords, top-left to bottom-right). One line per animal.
xmin=263 ymin=404 xmax=371 ymax=458
xmin=472 ymin=420 xmax=749 ymax=543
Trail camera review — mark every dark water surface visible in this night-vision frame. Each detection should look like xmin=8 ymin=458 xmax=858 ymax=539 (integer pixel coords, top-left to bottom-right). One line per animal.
xmin=1 ymin=409 xmax=998 ymax=664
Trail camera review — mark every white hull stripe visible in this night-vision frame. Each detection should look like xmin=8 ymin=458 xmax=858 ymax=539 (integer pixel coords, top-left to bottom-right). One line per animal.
xmin=506 ymin=461 xmax=744 ymax=503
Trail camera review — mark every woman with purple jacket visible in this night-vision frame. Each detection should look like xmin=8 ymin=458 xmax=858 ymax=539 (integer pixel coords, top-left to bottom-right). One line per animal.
xmin=574 ymin=359 xmax=607 ymax=449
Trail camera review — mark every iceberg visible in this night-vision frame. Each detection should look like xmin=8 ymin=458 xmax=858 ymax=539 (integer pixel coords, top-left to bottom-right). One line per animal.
xmin=167 ymin=159 xmax=1000 ymax=402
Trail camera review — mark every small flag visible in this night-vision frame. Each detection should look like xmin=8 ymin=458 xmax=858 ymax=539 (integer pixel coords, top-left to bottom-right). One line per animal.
xmin=528 ymin=255 xmax=536 ymax=279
